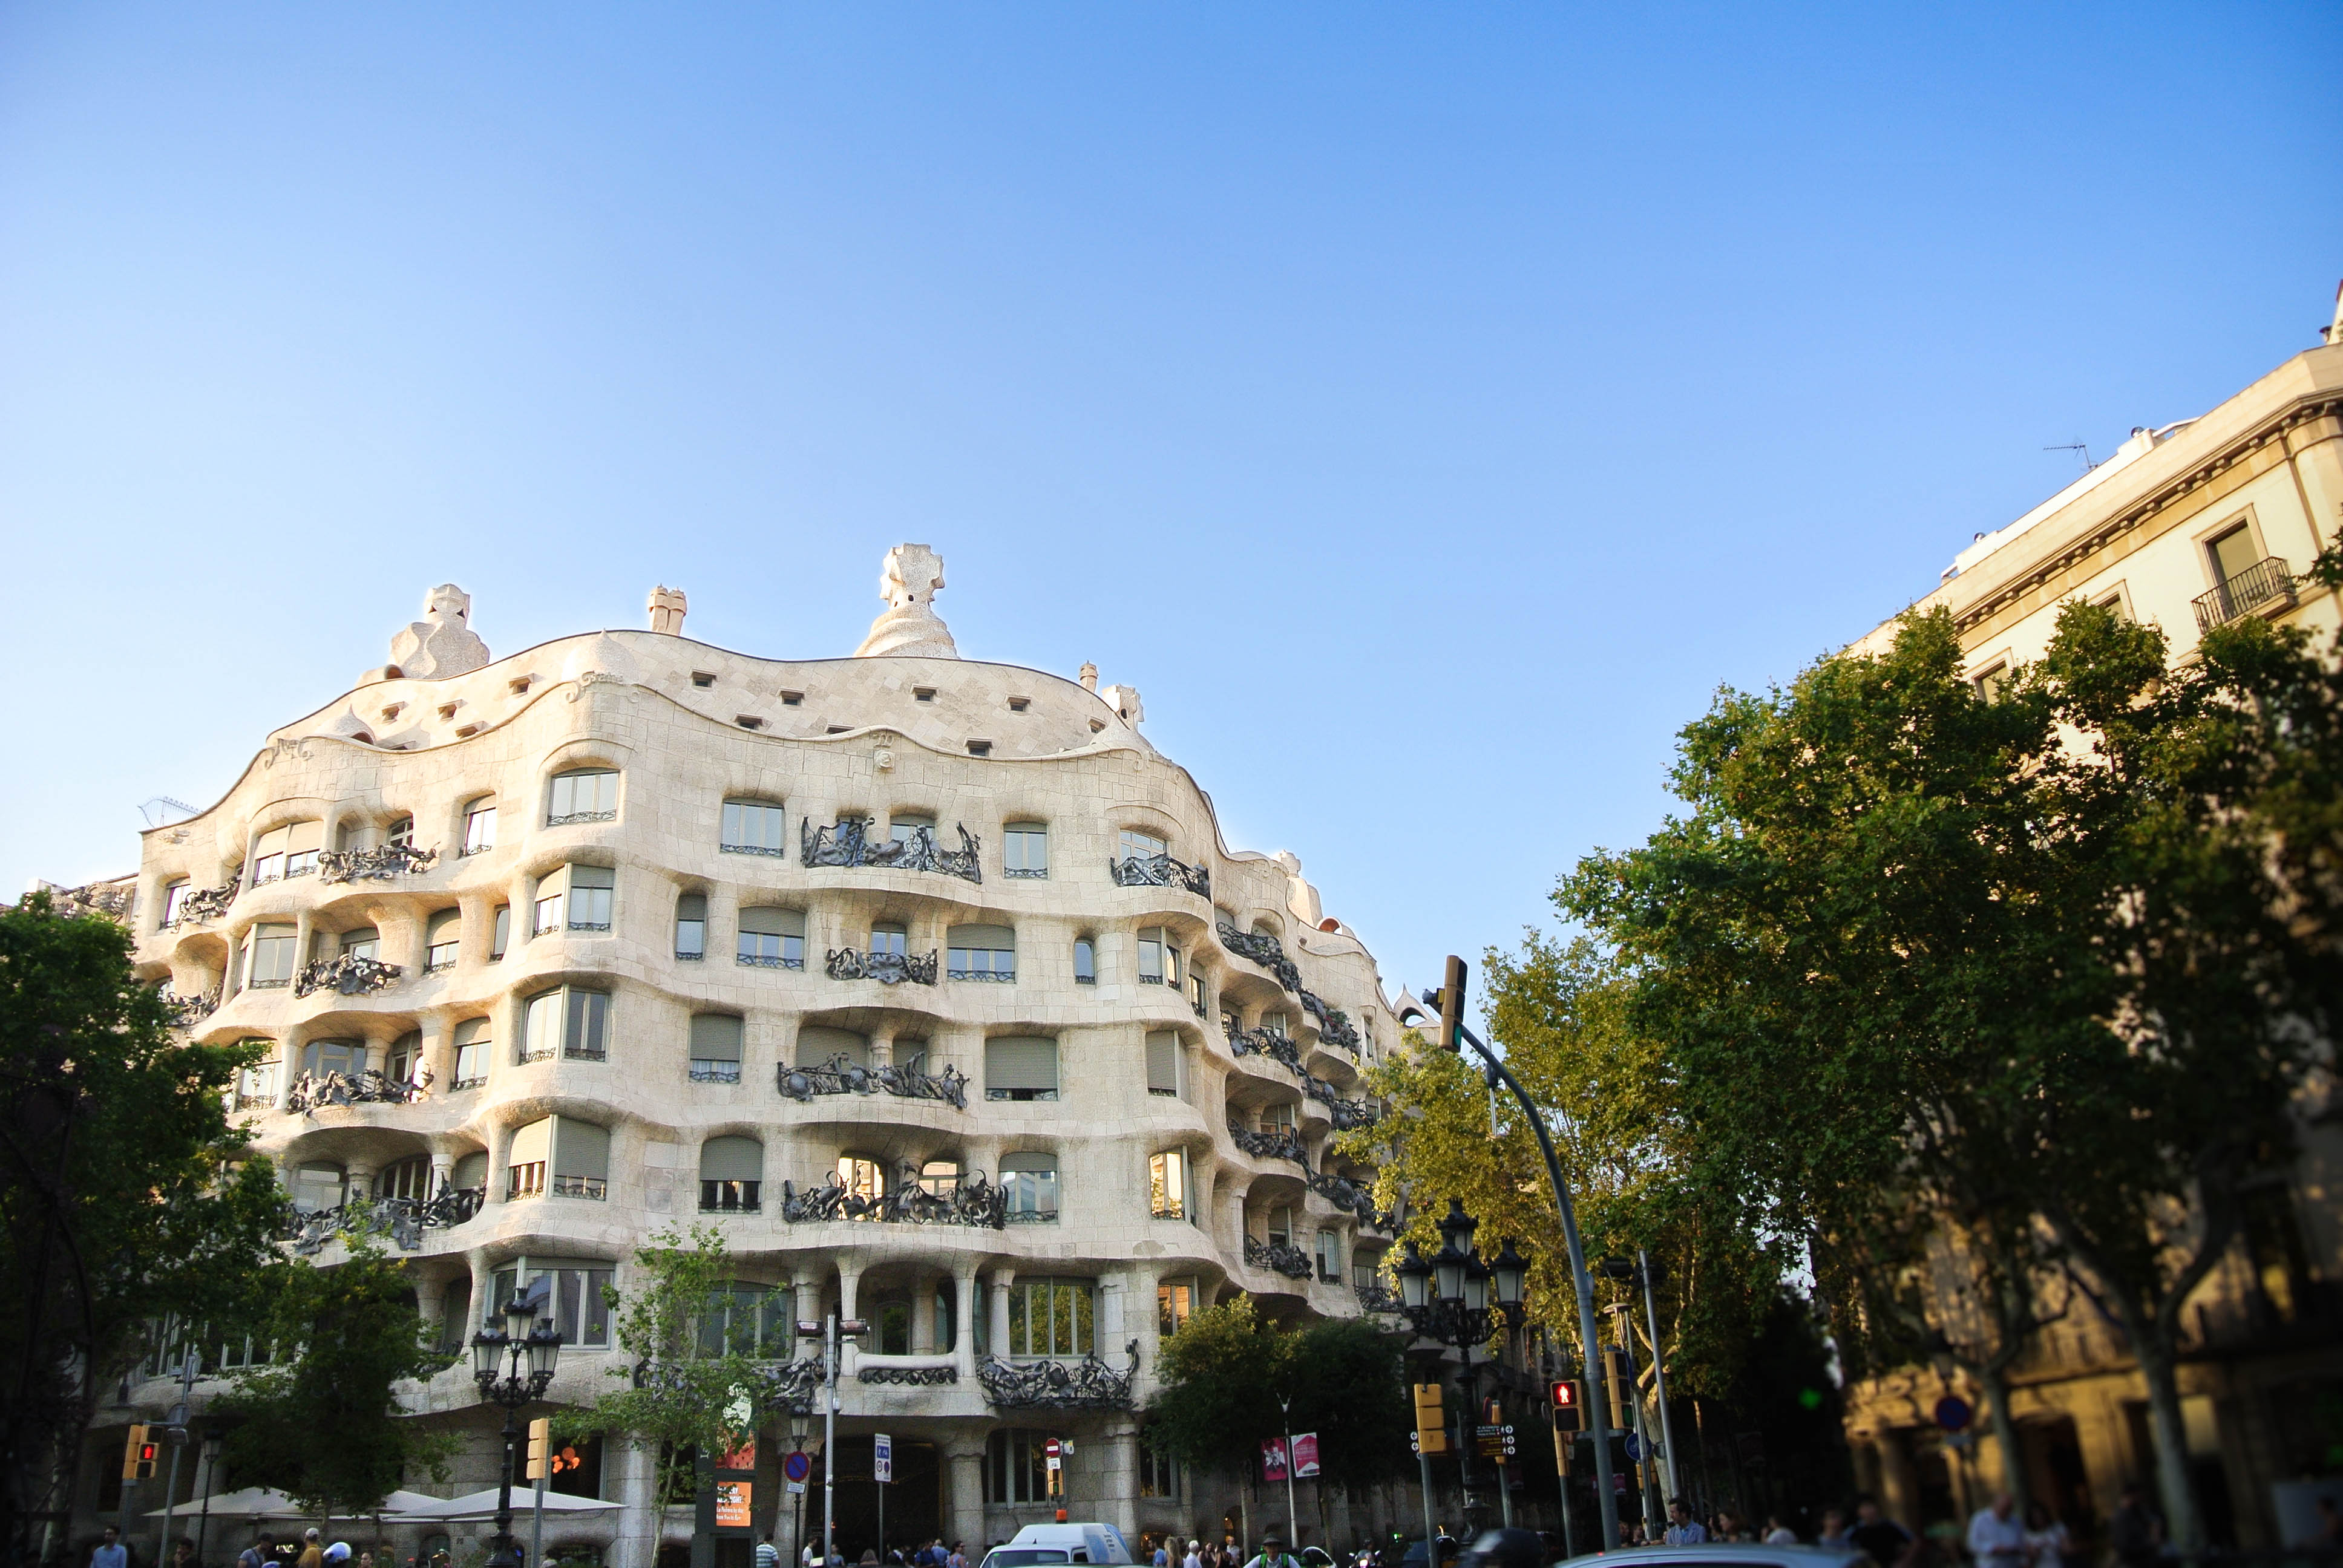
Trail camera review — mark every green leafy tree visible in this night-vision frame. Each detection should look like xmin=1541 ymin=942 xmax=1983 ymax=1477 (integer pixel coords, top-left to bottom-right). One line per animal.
xmin=0 ymin=892 xmax=287 ymax=1559
xmin=1561 ymin=597 xmax=2342 ymax=1549
xmin=215 ymin=1226 xmax=456 ymax=1521
xmin=1284 ymin=1316 xmax=1413 ymax=1545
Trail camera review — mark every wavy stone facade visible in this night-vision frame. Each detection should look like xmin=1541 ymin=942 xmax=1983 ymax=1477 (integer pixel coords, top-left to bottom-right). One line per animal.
xmin=94 ymin=552 xmax=1409 ymax=1564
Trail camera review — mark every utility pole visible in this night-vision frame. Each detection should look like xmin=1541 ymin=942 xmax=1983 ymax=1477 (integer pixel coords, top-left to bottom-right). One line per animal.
xmin=1412 ymin=957 xmax=1622 ymax=1551
xmin=1273 ymin=1399 xmax=1299 ymax=1548
xmin=795 ymin=1313 xmax=865 ymax=1568
xmin=1637 ymin=1250 xmax=1682 ymax=1505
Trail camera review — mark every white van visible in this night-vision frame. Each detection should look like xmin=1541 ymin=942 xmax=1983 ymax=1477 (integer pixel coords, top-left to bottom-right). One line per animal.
xmin=975 ymin=1523 xmax=1135 ymax=1568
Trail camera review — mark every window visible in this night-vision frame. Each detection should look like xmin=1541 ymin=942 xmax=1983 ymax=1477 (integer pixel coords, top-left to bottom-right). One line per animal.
xmin=1187 ymin=972 xmax=1207 ymax=1017
xmin=948 ymin=923 xmax=1015 ymax=982
xmin=1267 ymin=1204 xmax=1295 ymax=1249
xmin=870 ymin=920 xmax=908 ymax=958
xmin=2207 ymin=523 xmax=2261 ymax=586
xmin=440 ymin=1280 xmax=473 ymax=1353
xmin=835 ymin=1154 xmax=883 ymax=1204
xmin=696 ymin=1284 xmax=793 ymax=1358
xmin=462 ymin=799 xmax=498 ymax=855
xmin=797 ymin=1026 xmax=871 ymax=1069
xmin=293 ymin=1161 xmax=346 ymax=1214
xmin=1149 ymin=1149 xmax=1191 ymax=1221
xmin=1972 ymin=662 xmax=2010 ymax=701
xmin=721 ymin=799 xmax=787 ymax=856
xmin=243 ymin=924 xmax=297 ymax=988
xmin=376 ymin=1155 xmax=431 ymax=1202
xmin=699 ymin=1135 xmax=762 ymax=1211
xmin=336 ymin=927 xmax=380 ymax=962
xmin=548 ymin=769 xmax=619 ymax=826
xmin=985 ymin=1036 xmax=1059 ymax=1102
xmin=1006 ymin=1277 xmax=1094 ymax=1358
xmin=542 ymin=1118 xmax=612 ymax=1198
xmin=568 ymin=866 xmax=614 ymax=930
xmin=387 ymin=1031 xmax=422 ymax=1084
xmin=690 ymin=1014 xmax=744 ymax=1083
xmin=1119 ymin=828 xmax=1167 ymax=862
xmin=508 ymin=1119 xmax=551 ymax=1197
xmin=1003 ymin=822 xmax=1049 ymax=878
xmin=523 ymin=986 xmax=610 ymax=1063
xmin=451 ymin=1150 xmax=488 ymax=1192
xmin=302 ymin=1038 xmax=365 ymax=1079
xmin=1261 ymin=1102 xmax=1296 ymax=1133
xmin=894 ymin=1037 xmax=929 ymax=1074
xmin=738 ymin=907 xmax=806 ymax=969
xmin=490 ymin=905 xmax=511 ymax=959
xmin=251 ymin=822 xmax=323 ymax=885
xmin=918 ymin=1159 xmax=962 ymax=1198
xmin=1007 ymin=696 xmax=1030 ymax=713
xmin=425 ymin=910 xmax=462 ymax=972
xmin=986 ymin=1430 xmax=1061 ymax=1506
xmin=1139 ymin=1442 xmax=1183 ymax=1500
xmin=672 ymin=893 xmax=707 ymax=959
xmin=966 ymin=740 xmax=992 ymax=757
xmin=486 ymin=1256 xmax=615 ymax=1348
xmin=1073 ymin=937 xmax=1096 ymax=984
xmin=781 ymin=690 xmax=802 ymax=706
xmin=235 ymin=1047 xmax=278 ymax=1109
xmin=1146 ymin=1031 xmax=1180 ymax=1097
xmin=1137 ymin=926 xmax=1182 ymax=987
xmin=692 ymin=671 xmax=717 ymax=688
xmin=160 ymin=880 xmax=191 ymax=927
xmin=1263 ymin=1011 xmax=1288 ymax=1038
xmin=1158 ymin=1277 xmax=1196 ymax=1337
xmin=1316 ymin=1230 xmax=1340 ymax=1284
xmin=387 ymin=816 xmax=415 ymax=849
xmin=451 ymin=1019 xmax=490 ymax=1089
xmin=1001 ymin=1152 xmax=1059 ymax=1221
xmin=914 ymin=687 xmax=936 ymax=702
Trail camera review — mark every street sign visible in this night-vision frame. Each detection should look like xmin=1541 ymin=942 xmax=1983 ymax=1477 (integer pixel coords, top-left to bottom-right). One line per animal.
xmin=787 ymin=1481 xmax=807 ymax=1495
xmin=1623 ymin=1432 xmax=1642 ymax=1463
xmin=1044 ymin=1439 xmax=1062 ymax=1472
xmin=1473 ymin=1424 xmax=1517 ymax=1460
xmin=784 ymin=1451 xmax=812 ymax=1485
xmin=874 ymin=1433 xmax=893 ymax=1485
xmin=1933 ymin=1396 xmax=1973 ymax=1432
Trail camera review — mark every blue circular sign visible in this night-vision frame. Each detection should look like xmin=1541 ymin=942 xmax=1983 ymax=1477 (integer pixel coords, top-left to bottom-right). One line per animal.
xmin=1933 ymin=1396 xmax=1973 ymax=1432
xmin=784 ymin=1451 xmax=813 ymax=1483
xmin=1623 ymin=1432 xmax=1643 ymax=1462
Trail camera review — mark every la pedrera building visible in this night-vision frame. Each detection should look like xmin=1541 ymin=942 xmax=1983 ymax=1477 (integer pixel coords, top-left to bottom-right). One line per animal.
xmin=79 ymin=545 xmax=1412 ymax=1566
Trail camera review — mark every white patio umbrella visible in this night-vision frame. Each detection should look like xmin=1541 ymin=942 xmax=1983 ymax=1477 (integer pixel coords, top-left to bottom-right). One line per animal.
xmin=395 ymin=1489 xmax=622 ymax=1523
xmin=152 ymin=1487 xmax=457 ymax=1522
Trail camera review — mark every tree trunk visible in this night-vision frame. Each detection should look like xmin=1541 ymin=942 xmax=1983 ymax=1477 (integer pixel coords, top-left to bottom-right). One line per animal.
xmin=1975 ymin=1364 xmax=2031 ymax=1522
xmin=2132 ymin=1336 xmax=2203 ymax=1552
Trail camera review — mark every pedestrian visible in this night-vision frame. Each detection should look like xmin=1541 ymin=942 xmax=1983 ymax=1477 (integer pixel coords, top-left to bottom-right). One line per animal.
xmin=2022 ymin=1503 xmax=2069 ymax=1568
xmin=1818 ymin=1511 xmax=1850 ymax=1550
xmin=296 ymin=1531 xmax=323 ymax=1568
xmin=238 ymin=1534 xmax=276 ymax=1568
xmin=1714 ymin=1511 xmax=1750 ymax=1544
xmin=1847 ymin=1495 xmax=1918 ymax=1568
xmin=1660 ymin=1501 xmax=1706 ymax=1547
xmin=1968 ymin=1492 xmax=2024 ymax=1568
xmin=1153 ymin=1541 xmax=1170 ymax=1568
xmin=2108 ymin=1485 xmax=2163 ymax=1568
xmin=1242 ymin=1538 xmax=1299 ymax=1568
xmin=951 ymin=1545 xmax=970 ymax=1568
xmin=1764 ymin=1515 xmax=1798 ymax=1546
xmin=859 ymin=1552 xmax=879 ymax=1567
xmin=91 ymin=1526 xmax=129 ymax=1568
xmin=802 ymin=1541 xmax=818 ymax=1568
xmin=757 ymin=1533 xmax=781 ymax=1568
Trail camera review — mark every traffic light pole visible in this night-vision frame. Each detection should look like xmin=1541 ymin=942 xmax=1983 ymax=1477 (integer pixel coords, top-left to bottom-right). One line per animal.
xmin=1450 ymin=1019 xmax=1622 ymax=1552
xmin=1638 ymin=1249 xmax=1682 ymax=1504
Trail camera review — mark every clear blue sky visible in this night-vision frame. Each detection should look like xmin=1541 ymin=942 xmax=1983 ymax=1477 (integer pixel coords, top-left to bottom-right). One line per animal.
xmin=3 ymin=4 xmax=2338 ymax=1001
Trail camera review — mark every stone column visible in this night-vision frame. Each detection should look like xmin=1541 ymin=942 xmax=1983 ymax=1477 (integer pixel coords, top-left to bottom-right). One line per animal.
xmin=1099 ymin=1276 xmax=1127 ymax=1369
xmin=945 ymin=1439 xmax=989 ymax=1555
xmin=990 ymin=1270 xmax=1017 ymax=1361
xmin=1099 ymin=1420 xmax=1141 ymax=1543
xmin=911 ymin=1270 xmax=936 ymax=1354
xmin=954 ymin=1266 xmax=980 ymax=1380
xmin=837 ymin=1260 xmax=864 ymax=1377
xmin=609 ymin=1425 xmax=662 ymax=1568
xmin=1876 ymin=1428 xmax=1920 ymax=1530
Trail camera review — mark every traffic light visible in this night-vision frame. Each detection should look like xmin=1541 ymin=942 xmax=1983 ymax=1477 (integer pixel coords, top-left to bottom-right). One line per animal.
xmin=1435 ymin=955 xmax=1467 ymax=1051
xmin=1550 ymin=1379 xmax=1584 ymax=1434
xmin=1602 ymin=1347 xmax=1633 ymax=1430
xmin=122 ymin=1424 xmax=157 ymax=1481
xmin=525 ymin=1417 xmax=551 ymax=1481
xmin=1412 ymin=1382 xmax=1448 ymax=1455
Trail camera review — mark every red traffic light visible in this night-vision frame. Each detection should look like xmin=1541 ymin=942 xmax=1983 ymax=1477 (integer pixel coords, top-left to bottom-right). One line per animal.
xmin=1550 ymin=1380 xmax=1578 ymax=1409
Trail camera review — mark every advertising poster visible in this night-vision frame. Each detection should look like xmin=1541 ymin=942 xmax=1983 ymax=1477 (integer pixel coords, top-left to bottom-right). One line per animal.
xmin=1260 ymin=1439 xmax=1289 ymax=1483
xmin=715 ymin=1480 xmax=752 ymax=1530
xmin=1291 ymin=1433 xmax=1320 ymax=1478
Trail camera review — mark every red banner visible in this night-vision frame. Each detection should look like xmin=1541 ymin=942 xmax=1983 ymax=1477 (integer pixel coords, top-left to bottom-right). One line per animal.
xmin=1261 ymin=1439 xmax=1289 ymax=1482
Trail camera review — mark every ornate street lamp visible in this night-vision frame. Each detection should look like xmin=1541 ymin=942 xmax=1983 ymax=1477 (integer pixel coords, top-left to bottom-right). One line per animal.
xmin=1395 ymin=1200 xmax=1530 ymax=1541
xmin=474 ymin=1281 xmax=561 ymax=1568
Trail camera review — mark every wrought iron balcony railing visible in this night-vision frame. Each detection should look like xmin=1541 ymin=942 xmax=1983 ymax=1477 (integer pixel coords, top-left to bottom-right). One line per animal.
xmin=859 ymin=1362 xmax=958 ymax=1386
xmin=2193 ymin=557 xmax=2296 ymax=632
xmin=551 ymin=1175 xmax=608 ymax=1199
xmin=317 ymin=843 xmax=440 ymax=884
xmin=1354 ymin=1278 xmax=1403 ymax=1315
xmin=285 ymin=1068 xmax=428 ymax=1117
xmin=1215 ymin=921 xmax=1362 ymax=1053
xmin=825 ymin=947 xmax=939 ymax=986
xmin=1244 ymin=1235 xmax=1316 ymax=1279
xmin=977 ymin=1347 xmax=1138 ymax=1410
xmin=776 ymin=1051 xmax=969 ymax=1109
xmin=1109 ymin=852 xmax=1210 ymax=898
xmin=280 ymin=1185 xmax=485 ymax=1255
xmin=165 ymin=875 xmax=240 ymax=927
xmin=1228 ymin=1027 xmax=1303 ymax=1073
xmin=292 ymin=954 xmax=402 ymax=999
xmin=1228 ymin=1121 xmax=1310 ymax=1167
xmin=158 ymin=987 xmax=221 ymax=1028
xmin=803 ymin=818 xmax=982 ymax=883
xmin=1308 ymin=1169 xmax=1380 ymax=1221
xmin=777 ymin=1163 xmax=1008 ymax=1228
xmin=1303 ymin=1074 xmax=1380 ymax=1130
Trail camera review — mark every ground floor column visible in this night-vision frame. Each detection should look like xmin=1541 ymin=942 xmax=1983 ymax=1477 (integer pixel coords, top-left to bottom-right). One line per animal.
xmin=945 ymin=1436 xmax=989 ymax=1555
xmin=1098 ymin=1420 xmax=1140 ymax=1543
xmin=954 ymin=1266 xmax=980 ymax=1382
xmin=990 ymin=1270 xmax=1016 ymax=1361
xmin=609 ymin=1432 xmax=661 ymax=1568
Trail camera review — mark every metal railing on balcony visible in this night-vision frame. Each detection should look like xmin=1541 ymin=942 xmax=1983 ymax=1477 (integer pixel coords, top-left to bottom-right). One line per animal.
xmin=803 ymin=818 xmax=982 ymax=883
xmin=284 ymin=1068 xmax=428 ymax=1116
xmin=292 ymin=954 xmax=403 ymax=999
xmin=164 ymin=875 xmax=240 ymax=927
xmin=824 ymin=948 xmax=939 ymax=986
xmin=1109 ymin=852 xmax=1210 ymax=898
xmin=280 ymin=1185 xmax=485 ymax=1255
xmin=776 ymin=1051 xmax=969 ymax=1109
xmin=1245 ymin=1235 xmax=1316 ymax=1279
xmin=776 ymin=1163 xmax=1008 ymax=1227
xmin=2193 ymin=557 xmax=2296 ymax=633
xmin=1228 ymin=1120 xmax=1310 ymax=1167
xmin=317 ymin=843 xmax=440 ymax=884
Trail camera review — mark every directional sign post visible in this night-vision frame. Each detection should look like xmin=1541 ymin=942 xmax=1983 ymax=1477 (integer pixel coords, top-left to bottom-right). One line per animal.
xmin=874 ymin=1434 xmax=892 ymax=1563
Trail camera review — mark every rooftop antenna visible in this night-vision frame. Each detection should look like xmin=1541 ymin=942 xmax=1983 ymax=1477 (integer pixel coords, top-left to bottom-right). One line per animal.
xmin=139 ymin=797 xmax=196 ymax=828
xmin=2045 ymin=441 xmax=2096 ymax=473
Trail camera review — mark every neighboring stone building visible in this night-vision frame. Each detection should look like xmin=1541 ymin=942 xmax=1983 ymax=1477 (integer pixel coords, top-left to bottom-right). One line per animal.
xmin=1840 ymin=290 xmax=2343 ymax=1549
xmin=78 ymin=548 xmax=1414 ymax=1566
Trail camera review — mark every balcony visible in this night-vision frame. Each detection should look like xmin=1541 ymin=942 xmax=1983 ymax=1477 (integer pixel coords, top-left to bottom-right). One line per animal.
xmin=1216 ymin=921 xmax=1363 ymax=1054
xmin=159 ymin=987 xmax=221 ymax=1028
xmin=281 ymin=1185 xmax=484 ymax=1256
xmin=1308 ymin=1169 xmax=1381 ymax=1223
xmin=2193 ymin=557 xmax=2296 ymax=633
xmin=1228 ymin=1120 xmax=1309 ymax=1168
xmin=776 ymin=1163 xmax=1006 ymax=1227
xmin=803 ymin=818 xmax=982 ymax=884
xmin=857 ymin=1357 xmax=958 ymax=1387
xmin=292 ymin=954 xmax=402 ymax=999
xmin=164 ymin=875 xmax=240 ymax=928
xmin=317 ymin=843 xmax=440 ymax=884
xmin=776 ymin=1052 xmax=969 ymax=1109
xmin=1303 ymin=1074 xmax=1380 ymax=1130
xmin=824 ymin=948 xmax=939 ymax=986
xmin=977 ymin=1351 xmax=1136 ymax=1410
xmin=1229 ymin=1027 xmax=1303 ymax=1074
xmin=285 ymin=1068 xmax=427 ymax=1117
xmin=1354 ymin=1278 xmax=1403 ymax=1315
xmin=1109 ymin=852 xmax=1210 ymax=898
xmin=1245 ymin=1235 xmax=1315 ymax=1280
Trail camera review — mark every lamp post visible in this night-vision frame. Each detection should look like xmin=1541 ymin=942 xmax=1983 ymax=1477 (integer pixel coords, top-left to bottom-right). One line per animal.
xmin=1393 ymin=1203 xmax=1529 ymax=1544
xmin=1601 ymin=1253 xmax=1682 ymax=1520
xmin=795 ymin=1314 xmax=867 ymax=1568
xmin=473 ymin=1285 xmax=562 ymax=1568
xmin=194 ymin=1427 xmax=224 ymax=1568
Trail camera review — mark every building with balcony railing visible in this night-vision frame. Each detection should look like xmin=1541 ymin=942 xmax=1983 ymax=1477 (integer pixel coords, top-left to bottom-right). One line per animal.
xmin=73 ymin=547 xmax=1416 ymax=1567
xmin=1840 ymin=288 xmax=2343 ymax=1552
